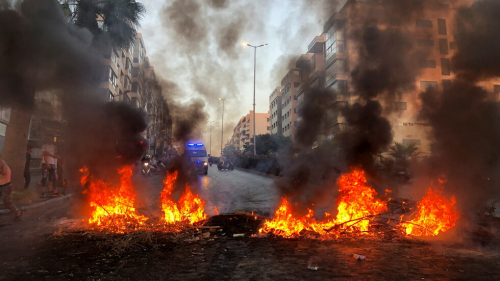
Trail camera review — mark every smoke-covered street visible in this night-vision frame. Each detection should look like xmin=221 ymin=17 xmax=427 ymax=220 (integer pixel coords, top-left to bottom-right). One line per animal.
xmin=3 ymin=0 xmax=500 ymax=280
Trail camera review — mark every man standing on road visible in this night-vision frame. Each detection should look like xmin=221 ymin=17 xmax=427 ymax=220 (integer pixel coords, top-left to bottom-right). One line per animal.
xmin=0 ymin=156 xmax=22 ymax=221
xmin=24 ymin=145 xmax=33 ymax=189
xmin=41 ymin=135 xmax=59 ymax=196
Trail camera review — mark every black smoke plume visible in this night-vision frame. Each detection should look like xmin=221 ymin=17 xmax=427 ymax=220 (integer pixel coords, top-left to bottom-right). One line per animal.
xmin=275 ymin=3 xmax=427 ymax=210
xmin=0 ymin=0 xmax=147 ymax=183
xmin=418 ymin=0 xmax=500 ymax=212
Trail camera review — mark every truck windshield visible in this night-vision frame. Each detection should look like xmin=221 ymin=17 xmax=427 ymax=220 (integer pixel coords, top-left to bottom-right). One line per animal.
xmin=187 ymin=150 xmax=207 ymax=157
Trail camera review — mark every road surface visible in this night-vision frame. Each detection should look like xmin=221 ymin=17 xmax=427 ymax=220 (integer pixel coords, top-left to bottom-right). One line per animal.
xmin=146 ymin=165 xmax=279 ymax=216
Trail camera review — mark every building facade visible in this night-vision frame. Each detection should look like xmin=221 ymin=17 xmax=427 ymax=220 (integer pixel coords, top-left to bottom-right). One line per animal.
xmin=101 ymin=33 xmax=173 ymax=156
xmin=269 ymin=86 xmax=282 ymax=135
xmin=281 ymin=0 xmax=500 ymax=154
xmin=229 ymin=111 xmax=270 ymax=150
xmin=280 ymin=69 xmax=301 ymax=141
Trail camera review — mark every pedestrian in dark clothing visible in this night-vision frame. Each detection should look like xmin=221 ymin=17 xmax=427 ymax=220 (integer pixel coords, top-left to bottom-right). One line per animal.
xmin=24 ymin=145 xmax=33 ymax=189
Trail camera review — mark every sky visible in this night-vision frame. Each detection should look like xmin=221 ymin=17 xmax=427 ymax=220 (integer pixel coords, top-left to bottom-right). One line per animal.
xmin=138 ymin=0 xmax=343 ymax=155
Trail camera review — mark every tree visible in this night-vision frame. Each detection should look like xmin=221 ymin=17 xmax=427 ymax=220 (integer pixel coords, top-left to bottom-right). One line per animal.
xmin=222 ymin=144 xmax=237 ymax=157
xmin=74 ymin=0 xmax=146 ymax=51
xmin=388 ymin=141 xmax=421 ymax=172
xmin=243 ymin=134 xmax=292 ymax=155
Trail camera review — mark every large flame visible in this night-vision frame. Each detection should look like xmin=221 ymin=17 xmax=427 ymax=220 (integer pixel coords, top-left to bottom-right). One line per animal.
xmin=259 ymin=198 xmax=335 ymax=237
xmin=335 ymin=169 xmax=387 ymax=231
xmin=160 ymin=171 xmax=207 ymax=225
xmin=403 ymin=187 xmax=459 ymax=236
xmin=81 ymin=166 xmax=148 ymax=233
xmin=260 ymin=169 xmax=386 ymax=237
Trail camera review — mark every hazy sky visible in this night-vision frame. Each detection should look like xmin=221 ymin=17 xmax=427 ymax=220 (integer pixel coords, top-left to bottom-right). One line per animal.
xmin=138 ymin=0 xmax=341 ymax=153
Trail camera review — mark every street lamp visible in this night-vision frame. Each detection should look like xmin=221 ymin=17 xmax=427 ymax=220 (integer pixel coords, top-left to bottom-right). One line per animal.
xmin=241 ymin=42 xmax=267 ymax=154
xmin=207 ymin=121 xmax=215 ymax=155
xmin=218 ymin=98 xmax=228 ymax=156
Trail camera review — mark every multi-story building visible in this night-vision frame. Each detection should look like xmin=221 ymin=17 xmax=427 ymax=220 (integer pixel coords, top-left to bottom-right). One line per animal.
xmin=310 ymin=0 xmax=500 ymax=154
xmin=229 ymin=111 xmax=270 ymax=150
xmin=269 ymin=86 xmax=282 ymax=135
xmin=280 ymin=69 xmax=301 ymax=141
xmin=99 ymin=33 xmax=172 ymax=156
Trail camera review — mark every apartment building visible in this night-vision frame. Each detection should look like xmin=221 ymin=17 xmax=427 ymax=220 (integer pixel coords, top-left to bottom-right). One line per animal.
xmin=100 ymin=33 xmax=172 ymax=156
xmin=229 ymin=111 xmax=270 ymax=150
xmin=316 ymin=0 xmax=500 ymax=154
xmin=280 ymin=69 xmax=301 ymax=140
xmin=269 ymin=86 xmax=282 ymax=135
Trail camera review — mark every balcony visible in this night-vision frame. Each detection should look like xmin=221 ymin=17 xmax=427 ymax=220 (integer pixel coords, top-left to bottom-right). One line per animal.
xmin=309 ymin=69 xmax=325 ymax=85
xmin=308 ymin=34 xmax=326 ymax=53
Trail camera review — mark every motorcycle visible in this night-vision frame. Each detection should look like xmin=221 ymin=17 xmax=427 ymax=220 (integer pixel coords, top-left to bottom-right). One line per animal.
xmin=141 ymin=161 xmax=158 ymax=176
xmin=217 ymin=161 xmax=234 ymax=171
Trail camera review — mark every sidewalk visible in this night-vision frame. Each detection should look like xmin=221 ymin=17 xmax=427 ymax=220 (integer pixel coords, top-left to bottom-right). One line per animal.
xmin=0 ymin=171 xmax=73 ymax=219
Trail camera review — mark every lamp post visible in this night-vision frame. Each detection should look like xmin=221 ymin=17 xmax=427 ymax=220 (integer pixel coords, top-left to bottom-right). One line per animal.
xmin=207 ymin=121 xmax=215 ymax=155
xmin=218 ymin=98 xmax=228 ymax=156
xmin=242 ymin=42 xmax=267 ymax=154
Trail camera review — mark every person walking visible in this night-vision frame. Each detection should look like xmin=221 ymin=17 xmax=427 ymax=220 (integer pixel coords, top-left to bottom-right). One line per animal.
xmin=0 ymin=156 xmax=22 ymax=221
xmin=41 ymin=135 xmax=59 ymax=196
xmin=24 ymin=145 xmax=33 ymax=189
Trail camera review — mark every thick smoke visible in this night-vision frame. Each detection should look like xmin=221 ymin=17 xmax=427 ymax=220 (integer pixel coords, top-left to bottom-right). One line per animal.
xmin=452 ymin=0 xmax=500 ymax=81
xmin=275 ymin=1 xmax=427 ymax=210
xmin=0 ymin=0 xmax=147 ymax=183
xmin=418 ymin=0 xmax=500 ymax=211
xmin=341 ymin=24 xmax=425 ymax=175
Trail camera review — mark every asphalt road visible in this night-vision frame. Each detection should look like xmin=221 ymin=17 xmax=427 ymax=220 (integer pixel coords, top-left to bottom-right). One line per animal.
xmin=197 ymin=165 xmax=279 ymax=216
xmin=146 ymin=165 xmax=279 ymax=217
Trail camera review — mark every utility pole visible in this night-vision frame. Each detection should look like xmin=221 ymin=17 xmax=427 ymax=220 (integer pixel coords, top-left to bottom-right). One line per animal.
xmin=218 ymin=98 xmax=228 ymax=156
xmin=207 ymin=121 xmax=214 ymax=155
xmin=241 ymin=42 xmax=267 ymax=154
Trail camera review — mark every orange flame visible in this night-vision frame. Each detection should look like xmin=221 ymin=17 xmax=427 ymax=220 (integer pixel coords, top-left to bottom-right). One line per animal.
xmin=335 ymin=169 xmax=387 ymax=231
xmin=260 ymin=169 xmax=386 ymax=237
xmin=403 ymin=187 xmax=459 ymax=236
xmin=81 ymin=166 xmax=148 ymax=233
xmin=160 ymin=171 xmax=207 ymax=225
xmin=213 ymin=206 xmax=219 ymax=215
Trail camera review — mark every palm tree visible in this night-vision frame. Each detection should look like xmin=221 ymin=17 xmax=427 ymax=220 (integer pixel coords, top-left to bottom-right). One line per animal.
xmin=389 ymin=141 xmax=420 ymax=164
xmin=73 ymin=0 xmax=146 ymax=51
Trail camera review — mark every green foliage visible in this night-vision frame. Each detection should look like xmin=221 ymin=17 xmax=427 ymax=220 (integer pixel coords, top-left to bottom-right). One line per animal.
xmin=222 ymin=144 xmax=237 ymax=157
xmin=243 ymin=134 xmax=292 ymax=155
xmin=73 ymin=0 xmax=146 ymax=52
xmin=389 ymin=141 xmax=420 ymax=161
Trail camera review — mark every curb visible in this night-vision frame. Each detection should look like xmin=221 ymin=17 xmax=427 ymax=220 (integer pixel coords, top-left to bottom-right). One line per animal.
xmin=234 ymin=167 xmax=283 ymax=179
xmin=0 ymin=194 xmax=72 ymax=217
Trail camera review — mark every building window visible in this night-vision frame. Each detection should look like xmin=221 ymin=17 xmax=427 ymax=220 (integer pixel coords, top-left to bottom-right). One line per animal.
xmin=294 ymin=82 xmax=300 ymax=88
xmin=441 ymin=58 xmax=451 ymax=75
xmin=267 ymin=126 xmax=270 ymax=130
xmin=416 ymin=19 xmax=433 ymax=28
xmin=443 ymin=79 xmax=452 ymax=91
xmin=420 ymin=81 xmax=438 ymax=90
xmin=403 ymin=139 xmax=421 ymax=146
xmin=395 ymin=102 xmax=407 ymax=110
xmin=419 ymin=60 xmax=436 ymax=68
xmin=417 ymin=39 xmax=434 ymax=47
xmin=108 ymin=91 xmax=114 ymax=101
xmin=108 ymin=68 xmax=117 ymax=88
xmin=450 ymin=42 xmax=456 ymax=49
xmin=439 ymin=38 xmax=449 ymax=55
xmin=437 ymin=19 xmax=447 ymax=35
xmin=267 ymin=118 xmax=270 ymax=121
